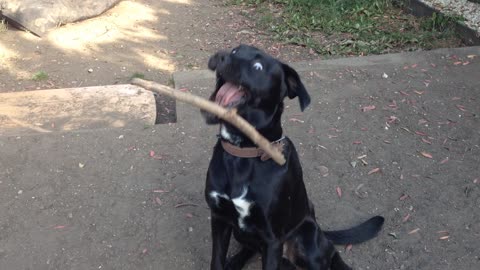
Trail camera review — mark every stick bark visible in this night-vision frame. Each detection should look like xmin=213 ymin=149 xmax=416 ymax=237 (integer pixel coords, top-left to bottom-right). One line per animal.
xmin=131 ymin=78 xmax=286 ymax=165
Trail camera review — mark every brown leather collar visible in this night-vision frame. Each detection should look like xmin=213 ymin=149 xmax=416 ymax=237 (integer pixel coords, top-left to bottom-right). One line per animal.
xmin=221 ymin=138 xmax=286 ymax=161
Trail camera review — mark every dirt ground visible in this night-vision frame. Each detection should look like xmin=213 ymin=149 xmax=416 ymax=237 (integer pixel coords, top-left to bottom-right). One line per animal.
xmin=0 ymin=1 xmax=479 ymax=269
xmin=0 ymin=0 xmax=317 ymax=91
xmin=1 ymin=0 xmax=320 ymax=123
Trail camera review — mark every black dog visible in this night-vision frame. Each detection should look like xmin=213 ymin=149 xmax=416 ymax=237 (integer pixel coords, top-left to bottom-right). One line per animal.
xmin=201 ymin=45 xmax=384 ymax=270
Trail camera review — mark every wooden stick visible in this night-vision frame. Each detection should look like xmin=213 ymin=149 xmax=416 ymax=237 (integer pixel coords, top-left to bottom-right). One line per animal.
xmin=131 ymin=78 xmax=286 ymax=165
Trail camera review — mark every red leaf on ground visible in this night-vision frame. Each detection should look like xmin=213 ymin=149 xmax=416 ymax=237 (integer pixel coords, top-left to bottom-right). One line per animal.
xmin=361 ymin=127 xmax=368 ymax=131
xmin=411 ymin=64 xmax=417 ymax=68
xmin=430 ymin=63 xmax=436 ymax=67
xmin=387 ymin=116 xmax=398 ymax=123
xmin=399 ymin=91 xmax=409 ymax=96
xmin=361 ymin=105 xmax=376 ymax=112
xmin=388 ymin=100 xmax=398 ymax=108
xmin=353 ymin=140 xmax=362 ymax=145
xmin=439 ymin=236 xmax=450 ymax=240
xmin=155 ymin=197 xmax=162 ymax=205
xmin=440 ymin=157 xmax=449 ymax=164
xmin=335 ymin=186 xmax=342 ymax=198
xmin=368 ymin=168 xmax=380 ymax=175
xmin=153 ymin=189 xmax=168 ymax=193
xmin=456 ymin=105 xmax=467 ymax=112
xmin=399 ymin=194 xmax=409 ymax=200
xmin=54 ymin=225 xmax=66 ymax=229
xmin=345 ymin=244 xmax=353 ymax=252
xmin=451 ymin=97 xmax=461 ymax=100
xmin=418 ymin=119 xmax=428 ymax=125
xmin=413 ymin=90 xmax=424 ymax=95
xmin=150 ymin=150 xmax=163 ymax=160
xmin=402 ymin=213 xmax=411 ymax=223
xmin=473 ymin=178 xmax=478 ymax=184
xmin=453 ymin=61 xmax=462 ymax=65
xmin=142 ymin=248 xmax=148 ymax=254
xmin=403 ymin=66 xmax=409 ymax=70
xmin=421 ymin=138 xmax=432 ymax=145
xmin=420 ymin=151 xmax=433 ymax=159
xmin=415 ymin=131 xmax=427 ymax=136
xmin=185 ymin=213 xmax=193 ymax=218
xmin=462 ymin=61 xmax=470 ymax=66
xmin=178 ymin=88 xmax=189 ymax=92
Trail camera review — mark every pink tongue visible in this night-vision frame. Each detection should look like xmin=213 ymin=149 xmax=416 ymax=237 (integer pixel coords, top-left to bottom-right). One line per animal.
xmin=215 ymin=82 xmax=245 ymax=106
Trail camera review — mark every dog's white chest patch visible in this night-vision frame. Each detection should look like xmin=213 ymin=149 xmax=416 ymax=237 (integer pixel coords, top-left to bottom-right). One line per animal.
xmin=209 ymin=191 xmax=230 ymax=206
xmin=220 ymin=125 xmax=233 ymax=141
xmin=232 ymin=188 xmax=253 ymax=229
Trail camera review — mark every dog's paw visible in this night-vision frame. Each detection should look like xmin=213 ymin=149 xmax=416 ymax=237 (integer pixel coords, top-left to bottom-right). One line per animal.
xmin=224 ymin=260 xmax=241 ymax=270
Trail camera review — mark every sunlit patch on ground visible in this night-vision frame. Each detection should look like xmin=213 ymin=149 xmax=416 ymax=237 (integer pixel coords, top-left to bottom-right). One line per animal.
xmin=47 ymin=1 xmax=162 ymax=52
xmin=0 ymin=42 xmax=30 ymax=80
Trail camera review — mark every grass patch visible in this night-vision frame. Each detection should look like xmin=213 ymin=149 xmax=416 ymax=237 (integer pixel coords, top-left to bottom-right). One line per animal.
xmin=130 ymin=72 xmax=145 ymax=80
xmin=32 ymin=71 xmax=49 ymax=81
xmin=233 ymin=0 xmax=462 ymax=55
xmin=0 ymin=19 xmax=7 ymax=33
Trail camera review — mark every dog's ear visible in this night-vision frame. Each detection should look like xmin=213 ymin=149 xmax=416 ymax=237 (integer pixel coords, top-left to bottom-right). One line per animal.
xmin=208 ymin=50 xmax=228 ymax=71
xmin=282 ymin=64 xmax=311 ymax=111
xmin=208 ymin=54 xmax=219 ymax=71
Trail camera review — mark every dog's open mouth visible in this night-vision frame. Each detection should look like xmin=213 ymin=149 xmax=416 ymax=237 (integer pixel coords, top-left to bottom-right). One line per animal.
xmin=215 ymin=82 xmax=246 ymax=107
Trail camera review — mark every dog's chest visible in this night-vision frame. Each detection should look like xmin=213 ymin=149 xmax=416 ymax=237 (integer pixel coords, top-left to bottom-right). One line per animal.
xmin=209 ymin=187 xmax=254 ymax=230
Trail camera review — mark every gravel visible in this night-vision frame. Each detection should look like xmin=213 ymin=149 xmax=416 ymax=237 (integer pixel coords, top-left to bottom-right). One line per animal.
xmin=419 ymin=0 xmax=480 ymax=34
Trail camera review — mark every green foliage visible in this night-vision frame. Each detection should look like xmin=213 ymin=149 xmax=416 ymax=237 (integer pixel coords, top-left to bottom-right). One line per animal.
xmin=421 ymin=12 xmax=463 ymax=32
xmin=0 ymin=19 xmax=7 ymax=33
xmin=233 ymin=0 xmax=460 ymax=55
xmin=32 ymin=71 xmax=48 ymax=81
xmin=131 ymin=72 xmax=145 ymax=80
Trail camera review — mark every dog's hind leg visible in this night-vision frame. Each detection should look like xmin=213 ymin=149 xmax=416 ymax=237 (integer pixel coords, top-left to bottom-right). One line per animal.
xmin=280 ymin=258 xmax=296 ymax=270
xmin=330 ymin=252 xmax=352 ymax=270
xmin=210 ymin=215 xmax=232 ymax=270
xmin=225 ymin=247 xmax=256 ymax=270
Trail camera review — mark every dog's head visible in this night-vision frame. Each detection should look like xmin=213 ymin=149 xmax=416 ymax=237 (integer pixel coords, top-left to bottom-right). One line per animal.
xmin=202 ymin=44 xmax=310 ymax=145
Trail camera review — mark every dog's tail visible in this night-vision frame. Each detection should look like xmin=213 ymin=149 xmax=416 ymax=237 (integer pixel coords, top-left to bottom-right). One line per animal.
xmin=323 ymin=216 xmax=384 ymax=245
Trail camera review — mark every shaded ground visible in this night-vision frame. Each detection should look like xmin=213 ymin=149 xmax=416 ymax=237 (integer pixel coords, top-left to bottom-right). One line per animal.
xmin=1 ymin=46 xmax=479 ymax=269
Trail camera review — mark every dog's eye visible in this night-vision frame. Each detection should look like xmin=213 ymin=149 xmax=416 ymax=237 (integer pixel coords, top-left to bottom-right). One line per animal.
xmin=253 ymin=62 xmax=263 ymax=71
xmin=232 ymin=49 xmax=237 ymax=54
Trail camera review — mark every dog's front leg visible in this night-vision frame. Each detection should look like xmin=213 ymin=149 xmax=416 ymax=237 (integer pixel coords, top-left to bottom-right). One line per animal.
xmin=210 ymin=215 xmax=232 ymax=270
xmin=261 ymin=242 xmax=283 ymax=270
